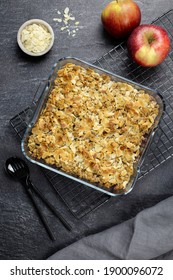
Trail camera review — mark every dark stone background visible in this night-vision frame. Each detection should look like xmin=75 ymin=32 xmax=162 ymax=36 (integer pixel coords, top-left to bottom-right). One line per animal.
xmin=0 ymin=0 xmax=173 ymax=259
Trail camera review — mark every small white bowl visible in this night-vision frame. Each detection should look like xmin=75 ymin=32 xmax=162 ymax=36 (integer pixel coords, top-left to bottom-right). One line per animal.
xmin=17 ymin=19 xmax=54 ymax=56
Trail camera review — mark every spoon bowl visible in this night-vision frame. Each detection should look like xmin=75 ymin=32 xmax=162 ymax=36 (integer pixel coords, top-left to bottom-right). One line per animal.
xmin=5 ymin=157 xmax=30 ymax=180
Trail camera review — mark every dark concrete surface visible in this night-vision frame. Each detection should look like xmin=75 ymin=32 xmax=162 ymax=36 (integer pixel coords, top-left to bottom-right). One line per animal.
xmin=0 ymin=0 xmax=173 ymax=260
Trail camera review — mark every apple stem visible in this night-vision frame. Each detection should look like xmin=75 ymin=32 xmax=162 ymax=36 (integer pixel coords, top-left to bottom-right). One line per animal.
xmin=148 ymin=37 xmax=155 ymax=44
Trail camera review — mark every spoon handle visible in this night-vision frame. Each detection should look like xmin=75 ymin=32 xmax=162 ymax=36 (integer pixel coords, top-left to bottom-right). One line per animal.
xmin=26 ymin=186 xmax=56 ymax=241
xmin=28 ymin=179 xmax=72 ymax=231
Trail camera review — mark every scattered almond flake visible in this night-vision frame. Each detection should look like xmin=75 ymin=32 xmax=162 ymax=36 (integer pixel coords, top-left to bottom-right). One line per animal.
xmin=53 ymin=7 xmax=79 ymax=37
xmin=72 ymin=33 xmax=76 ymax=37
xmin=63 ymin=19 xmax=68 ymax=25
xmin=64 ymin=7 xmax=69 ymax=14
xmin=64 ymin=14 xmax=70 ymax=19
xmin=53 ymin=18 xmax=62 ymax=22
xmin=60 ymin=26 xmax=68 ymax=31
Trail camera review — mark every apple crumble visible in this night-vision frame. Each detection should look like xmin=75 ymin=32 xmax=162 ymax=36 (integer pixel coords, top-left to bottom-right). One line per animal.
xmin=28 ymin=63 xmax=159 ymax=190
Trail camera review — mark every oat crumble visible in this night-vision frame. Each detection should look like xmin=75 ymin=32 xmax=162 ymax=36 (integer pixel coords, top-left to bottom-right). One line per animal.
xmin=28 ymin=63 xmax=159 ymax=190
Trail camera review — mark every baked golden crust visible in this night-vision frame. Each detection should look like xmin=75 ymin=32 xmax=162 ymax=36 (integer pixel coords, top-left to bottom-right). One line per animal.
xmin=28 ymin=63 xmax=159 ymax=190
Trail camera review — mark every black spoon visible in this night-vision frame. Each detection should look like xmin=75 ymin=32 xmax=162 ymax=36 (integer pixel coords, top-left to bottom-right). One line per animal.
xmin=5 ymin=157 xmax=72 ymax=240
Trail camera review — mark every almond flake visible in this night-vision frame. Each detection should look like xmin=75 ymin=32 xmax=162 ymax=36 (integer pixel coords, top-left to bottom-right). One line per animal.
xmin=64 ymin=14 xmax=70 ymax=20
xmin=60 ymin=26 xmax=68 ymax=31
xmin=64 ymin=7 xmax=69 ymax=14
xmin=63 ymin=19 xmax=68 ymax=25
xmin=53 ymin=18 xmax=62 ymax=22
xmin=75 ymin=21 xmax=79 ymax=25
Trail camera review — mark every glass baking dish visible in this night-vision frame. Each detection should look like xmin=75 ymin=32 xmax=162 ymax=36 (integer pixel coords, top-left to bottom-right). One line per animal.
xmin=21 ymin=57 xmax=165 ymax=196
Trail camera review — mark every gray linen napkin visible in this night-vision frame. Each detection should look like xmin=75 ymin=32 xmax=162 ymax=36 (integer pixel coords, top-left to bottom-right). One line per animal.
xmin=48 ymin=196 xmax=173 ymax=260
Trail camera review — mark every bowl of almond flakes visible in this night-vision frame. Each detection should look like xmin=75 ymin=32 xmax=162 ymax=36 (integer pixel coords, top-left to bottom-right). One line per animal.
xmin=17 ymin=19 xmax=54 ymax=56
xmin=21 ymin=57 xmax=164 ymax=196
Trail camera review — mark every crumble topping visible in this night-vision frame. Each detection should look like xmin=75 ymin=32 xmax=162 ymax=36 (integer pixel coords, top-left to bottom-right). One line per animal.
xmin=28 ymin=63 xmax=159 ymax=190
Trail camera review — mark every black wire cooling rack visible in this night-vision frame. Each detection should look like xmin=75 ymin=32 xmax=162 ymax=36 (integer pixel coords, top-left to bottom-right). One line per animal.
xmin=10 ymin=10 xmax=173 ymax=219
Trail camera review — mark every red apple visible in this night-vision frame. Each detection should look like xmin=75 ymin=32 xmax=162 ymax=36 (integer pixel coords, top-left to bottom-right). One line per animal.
xmin=101 ymin=0 xmax=141 ymax=39
xmin=127 ymin=24 xmax=171 ymax=67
